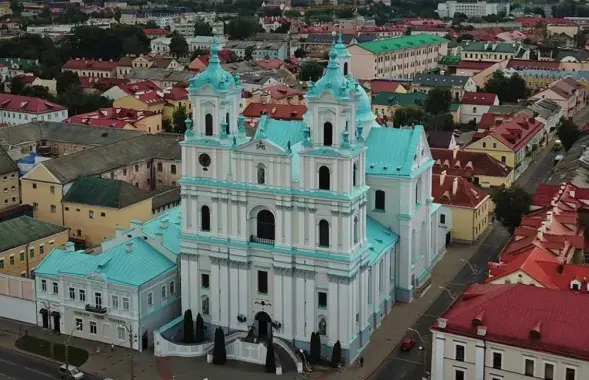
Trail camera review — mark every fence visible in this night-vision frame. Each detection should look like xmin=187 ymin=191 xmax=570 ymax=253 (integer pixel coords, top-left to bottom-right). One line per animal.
xmin=0 ymin=273 xmax=37 ymax=324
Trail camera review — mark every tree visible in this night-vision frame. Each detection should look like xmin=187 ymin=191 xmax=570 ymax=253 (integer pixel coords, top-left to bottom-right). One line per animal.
xmin=173 ymin=104 xmax=187 ymax=133
xmin=274 ymin=22 xmax=291 ymax=34
xmin=9 ymin=76 xmax=25 ymax=95
xmin=244 ymin=45 xmax=255 ymax=61
xmin=10 ymin=0 xmax=23 ymax=14
xmin=484 ymin=71 xmax=530 ymax=104
xmin=194 ymin=20 xmax=213 ymax=36
xmin=424 ymin=88 xmax=451 ymax=115
xmin=294 ymin=48 xmax=306 ymax=58
xmin=309 ymin=332 xmax=321 ymax=364
xmin=330 ymin=340 xmax=341 ymax=368
xmin=265 ymin=338 xmax=276 ymax=373
xmin=299 ymin=61 xmax=323 ymax=82
xmin=213 ymin=327 xmax=227 ymax=365
xmin=189 ymin=48 xmax=210 ymax=61
xmin=57 ymin=71 xmax=81 ymax=94
xmin=284 ymin=9 xmax=302 ymax=17
xmin=56 ymin=86 xmax=113 ymax=116
xmin=20 ymin=85 xmax=52 ymax=99
xmin=425 ymin=113 xmax=455 ymax=131
xmin=558 ymin=117 xmax=579 ymax=151
xmin=54 ymin=5 xmax=89 ymax=24
xmin=457 ymin=34 xmax=474 ymax=42
xmin=183 ymin=310 xmax=195 ymax=343
xmin=162 ymin=119 xmax=173 ymax=133
xmin=195 ymin=313 xmax=205 ymax=343
xmin=393 ymin=106 xmax=426 ymax=127
xmin=169 ymin=32 xmax=189 ymax=58
xmin=492 ymin=186 xmax=532 ymax=231
xmin=145 ymin=20 xmax=158 ymax=28
xmin=225 ymin=17 xmax=262 ymax=40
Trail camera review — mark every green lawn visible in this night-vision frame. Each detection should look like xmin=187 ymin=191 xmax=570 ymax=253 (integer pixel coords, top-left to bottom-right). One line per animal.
xmin=15 ymin=335 xmax=89 ymax=366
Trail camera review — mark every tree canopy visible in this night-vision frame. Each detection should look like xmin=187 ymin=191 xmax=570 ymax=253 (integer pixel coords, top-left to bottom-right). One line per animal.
xmin=225 ymin=17 xmax=263 ymax=40
xmin=299 ymin=61 xmax=323 ymax=82
xmin=484 ymin=71 xmax=531 ymax=104
xmin=492 ymin=186 xmax=532 ymax=231
xmin=170 ymin=32 xmax=189 ymax=58
xmin=194 ymin=20 xmax=213 ymax=36
xmin=557 ymin=117 xmax=579 ymax=151
xmin=424 ymin=88 xmax=451 ymax=115
xmin=394 ymin=106 xmax=426 ymax=127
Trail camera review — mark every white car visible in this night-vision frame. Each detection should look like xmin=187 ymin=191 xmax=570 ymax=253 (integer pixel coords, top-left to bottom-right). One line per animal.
xmin=57 ymin=364 xmax=84 ymax=380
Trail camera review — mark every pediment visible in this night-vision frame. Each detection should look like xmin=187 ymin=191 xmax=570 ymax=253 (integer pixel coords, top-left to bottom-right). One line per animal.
xmin=236 ymin=139 xmax=288 ymax=155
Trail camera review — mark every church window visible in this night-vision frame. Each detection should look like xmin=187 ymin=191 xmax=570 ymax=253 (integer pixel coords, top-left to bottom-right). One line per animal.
xmin=323 ymin=122 xmax=333 ymax=146
xmin=257 ymin=270 xmax=268 ymax=294
xmin=201 ymin=295 xmax=209 ymax=315
xmin=375 ymin=190 xmax=385 ymax=211
xmin=205 ymin=113 xmax=213 ymax=136
xmin=257 ymin=164 xmax=265 ymax=184
xmin=318 ymin=292 xmax=327 ymax=308
xmin=318 ymin=220 xmax=330 ymax=247
xmin=256 ymin=210 xmax=275 ymax=243
xmin=354 ymin=216 xmax=359 ymax=243
xmin=318 ymin=166 xmax=330 ymax=190
xmin=353 ymin=163 xmax=358 ymax=187
xmin=225 ymin=112 xmax=230 ymax=134
xmin=318 ymin=317 xmax=327 ymax=335
xmin=344 ymin=62 xmax=349 ymax=75
xmin=201 ymin=206 xmax=211 ymax=231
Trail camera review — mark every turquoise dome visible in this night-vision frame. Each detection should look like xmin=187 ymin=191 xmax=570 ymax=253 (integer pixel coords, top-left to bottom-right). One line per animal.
xmin=188 ymin=40 xmax=241 ymax=94
xmin=334 ymin=32 xmax=351 ymax=58
xmin=307 ymin=47 xmax=353 ymax=100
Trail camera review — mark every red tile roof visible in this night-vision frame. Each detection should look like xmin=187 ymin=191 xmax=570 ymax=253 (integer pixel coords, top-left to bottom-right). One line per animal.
xmin=79 ymin=77 xmax=130 ymax=91
xmin=162 ymin=86 xmax=188 ymax=101
xmin=14 ymin=74 xmax=37 ymax=84
xmin=478 ymin=112 xmax=510 ymax=130
xmin=457 ymin=60 xmax=494 ymax=71
xmin=506 ymin=59 xmax=560 ymax=70
xmin=516 ymin=17 xmax=573 ymax=28
xmin=262 ymin=85 xmax=303 ymax=101
xmin=431 ymin=148 xmax=511 ymax=178
xmin=65 ymin=107 xmax=156 ymax=128
xmin=62 ymin=59 xmax=118 ymax=72
xmin=432 ymin=284 xmax=589 ymax=361
xmin=117 ymin=80 xmax=162 ymax=96
xmin=364 ymin=79 xmax=406 ymax=95
xmin=242 ymin=103 xmax=307 ymax=120
xmin=432 ymin=174 xmax=490 ymax=208
xmin=143 ymin=28 xmax=169 ymax=36
xmin=461 ymin=92 xmax=498 ymax=106
xmin=488 ymin=114 xmax=545 ymax=152
xmin=134 ymin=91 xmax=165 ymax=105
xmin=256 ymin=59 xmax=284 ymax=70
xmin=0 ymin=94 xmax=67 ymax=113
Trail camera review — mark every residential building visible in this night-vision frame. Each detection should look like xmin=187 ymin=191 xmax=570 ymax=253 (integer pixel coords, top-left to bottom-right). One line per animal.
xmin=460 ymin=92 xmax=499 ymax=124
xmin=187 ymin=36 xmax=227 ymax=52
xmin=530 ymin=77 xmax=587 ymax=118
xmin=547 ymin=24 xmax=579 ymax=39
xmin=238 ymin=74 xmax=281 ymax=92
xmin=224 ymin=40 xmax=288 ymax=61
xmin=0 ymin=58 xmax=38 ymax=79
xmin=34 ymin=236 xmax=180 ymax=351
xmin=431 ymin=284 xmax=589 ymax=380
xmin=151 ymin=187 xmax=181 ymax=216
xmin=20 ymin=134 xmax=181 ymax=226
xmin=131 ymin=56 xmax=183 ymax=71
xmin=178 ymin=39 xmax=450 ymax=361
xmin=242 ymin=103 xmax=307 ymax=122
xmin=124 ymin=69 xmax=191 ymax=89
xmin=456 ymin=60 xmax=494 ymax=77
xmin=437 ymin=1 xmax=510 ymax=18
xmin=64 ymin=108 xmax=163 ymax=134
xmin=361 ymin=80 xmax=408 ymax=100
xmin=113 ymin=92 xmax=166 ymax=115
xmin=410 ymin=74 xmax=477 ymax=102
xmin=0 ymin=145 xmax=19 ymax=209
xmin=431 ymin=147 xmax=513 ymax=188
xmin=117 ymin=56 xmax=133 ymax=78
xmin=432 ymin=173 xmax=492 ymax=243
xmin=249 ymin=84 xmax=304 ymax=105
xmin=0 ymin=216 xmax=68 ymax=277
xmin=460 ymin=41 xmax=532 ymax=62
xmin=143 ymin=28 xmax=169 ymax=40
xmin=63 ymin=177 xmax=153 ymax=247
xmin=61 ymin=59 xmax=118 ymax=78
xmin=150 ymin=38 xmax=171 ymax=54
xmin=79 ymin=77 xmax=130 ymax=95
xmin=371 ymin=92 xmax=427 ymax=121
xmin=0 ymin=94 xmax=68 ymax=126
xmin=465 ymin=114 xmax=546 ymax=180
xmin=525 ymin=99 xmax=562 ymax=139
xmin=347 ymin=33 xmax=450 ymax=80
xmin=102 ymin=80 xmax=162 ymax=102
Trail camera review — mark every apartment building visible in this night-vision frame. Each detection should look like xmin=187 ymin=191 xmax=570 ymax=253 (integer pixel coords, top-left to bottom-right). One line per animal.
xmin=460 ymin=41 xmax=531 ymax=62
xmin=0 ymin=94 xmax=68 ymax=126
xmin=530 ymin=77 xmax=587 ymax=118
xmin=437 ymin=1 xmax=511 ymax=18
xmin=61 ymin=59 xmax=118 ymax=78
xmin=150 ymin=36 xmax=227 ymax=55
xmin=348 ymin=34 xmax=449 ymax=80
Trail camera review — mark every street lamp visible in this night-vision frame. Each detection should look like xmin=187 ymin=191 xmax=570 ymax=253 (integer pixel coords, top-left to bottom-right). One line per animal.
xmin=408 ymin=328 xmax=430 ymax=380
xmin=299 ymin=349 xmax=310 ymax=378
xmin=460 ymin=258 xmax=479 ymax=276
xmin=438 ymin=285 xmax=457 ymax=300
xmin=64 ymin=325 xmax=80 ymax=373
xmin=124 ymin=324 xmax=138 ymax=380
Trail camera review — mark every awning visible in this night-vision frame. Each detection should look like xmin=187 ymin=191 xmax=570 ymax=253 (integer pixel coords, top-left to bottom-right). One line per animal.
xmin=50 ymin=311 xmax=60 ymax=317
xmin=39 ymin=308 xmax=48 ymax=314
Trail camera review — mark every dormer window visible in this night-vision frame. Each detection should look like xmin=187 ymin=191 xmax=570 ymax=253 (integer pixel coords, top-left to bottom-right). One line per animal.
xmin=571 ymin=280 xmax=581 ymax=291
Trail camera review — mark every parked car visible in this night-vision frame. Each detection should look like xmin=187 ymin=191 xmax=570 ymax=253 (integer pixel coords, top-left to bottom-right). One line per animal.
xmin=57 ymin=365 xmax=84 ymax=380
xmin=400 ymin=337 xmax=416 ymax=351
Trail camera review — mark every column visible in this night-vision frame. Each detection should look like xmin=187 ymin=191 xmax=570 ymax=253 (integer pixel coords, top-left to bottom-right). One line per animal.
xmin=342 ymin=214 xmax=350 ymax=252
xmin=191 ymin=196 xmax=198 ymax=233
xmin=240 ymin=202 xmax=247 ymax=239
xmin=282 ymin=272 xmax=293 ymax=338
xmin=213 ymin=199 xmax=219 ymax=233
xmin=182 ymin=195 xmax=189 ymax=230
xmin=298 ymin=208 xmax=305 ymax=247
xmin=229 ymin=262 xmax=239 ymax=329
xmin=211 ymin=259 xmax=220 ymax=325
xmin=327 ymin=277 xmax=338 ymax=343
xmin=180 ymin=255 xmax=190 ymax=312
xmin=348 ymin=275 xmax=355 ymax=341
xmin=305 ymin=272 xmax=315 ymax=337
xmin=231 ymin=201 xmax=238 ymax=239
xmin=238 ymin=264 xmax=249 ymax=319
xmin=295 ymin=272 xmax=306 ymax=341
xmin=308 ymin=211 xmax=316 ymax=248
xmin=273 ymin=269 xmax=283 ymax=334
xmin=332 ymin=214 xmax=339 ymax=252
xmin=475 ymin=342 xmax=485 ymax=380
xmin=221 ymin=200 xmax=228 ymax=237
xmin=338 ymin=279 xmax=349 ymax=346
xmin=284 ymin=207 xmax=292 ymax=246
xmin=433 ymin=333 xmax=445 ymax=380
xmin=362 ymin=267 xmax=369 ymax=326
xmin=220 ymin=260 xmax=229 ymax=327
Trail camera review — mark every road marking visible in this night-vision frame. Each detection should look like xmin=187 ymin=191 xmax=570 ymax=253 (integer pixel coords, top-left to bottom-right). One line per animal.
xmin=0 ymin=373 xmax=16 ymax=380
xmin=0 ymin=359 xmax=15 ymax=366
xmin=389 ymin=356 xmax=424 ymax=365
xmin=25 ymin=367 xmax=53 ymax=378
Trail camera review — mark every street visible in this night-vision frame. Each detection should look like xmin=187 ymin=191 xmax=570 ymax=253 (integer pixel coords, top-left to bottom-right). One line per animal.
xmin=367 ymin=147 xmax=558 ymax=380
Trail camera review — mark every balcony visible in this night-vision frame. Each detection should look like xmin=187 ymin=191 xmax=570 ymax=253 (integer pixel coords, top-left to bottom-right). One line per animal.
xmin=85 ymin=304 xmax=107 ymax=314
xmin=250 ymin=235 xmax=275 ymax=246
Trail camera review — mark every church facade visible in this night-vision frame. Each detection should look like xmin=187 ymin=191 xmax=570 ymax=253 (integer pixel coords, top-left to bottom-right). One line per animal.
xmin=178 ymin=37 xmax=451 ymax=361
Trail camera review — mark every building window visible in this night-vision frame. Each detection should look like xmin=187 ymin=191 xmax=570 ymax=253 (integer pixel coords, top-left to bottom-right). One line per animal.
xmin=353 ymin=216 xmax=359 ymax=243
xmin=318 ymin=292 xmax=327 ymax=308
xmin=69 ymin=287 xmax=75 ymax=299
xmin=525 ymin=358 xmax=535 ymax=376
xmin=201 ymin=295 xmax=209 ymax=315
xmin=440 ymin=214 xmax=446 ymax=224
xmin=353 ymin=163 xmax=358 ymax=187
xmin=50 ymin=185 xmax=55 ymax=194
xmin=544 ymin=363 xmax=554 ymax=380
xmin=19 ymin=251 xmax=24 ymax=261
xmin=118 ymin=327 xmax=125 ymax=340
xmin=147 ymin=292 xmax=153 ymax=307
xmin=169 ymin=281 xmax=175 ymax=294
xmin=323 ymin=122 xmax=333 ymax=146
xmin=52 ymin=282 xmax=59 ymax=294
xmin=565 ymin=368 xmax=576 ymax=380
xmin=50 ymin=205 xmax=56 ymax=213
xmin=501 ymin=156 xmax=506 ymax=164
xmin=33 ymin=202 xmax=38 ymax=210
xmin=122 ymin=297 xmax=129 ymax=311
xmin=201 ymin=273 xmax=209 ymax=289
xmin=29 ymin=248 xmax=34 ymax=258
xmin=171 ymin=164 xmax=177 ymax=174
xmin=75 ymin=318 xmax=83 ymax=331
xmin=101 ymin=212 xmax=106 ymax=217
xmin=318 ymin=166 xmax=330 ymax=190
xmin=32 ymin=183 xmax=37 ymax=189
xmin=492 ymin=352 xmax=502 ymax=369
xmin=95 ymin=292 xmax=102 ymax=307
xmin=455 ymin=370 xmax=465 ymax=380
xmin=256 ymin=210 xmax=275 ymax=242
xmin=375 ymin=190 xmax=385 ymax=210
xmin=258 ymin=270 xmax=268 ymax=294
xmin=257 ymin=164 xmax=265 ymax=184
xmin=455 ymin=344 xmax=465 ymax=361
xmin=201 ymin=205 xmax=211 ymax=231
xmin=110 ymin=295 xmax=118 ymax=309
xmin=79 ymin=289 xmax=85 ymax=302
xmin=415 ymin=177 xmax=422 ymax=204
xmin=41 ymin=279 xmax=46 ymax=291
xmin=89 ymin=321 xmax=97 ymax=335
xmin=205 ymin=113 xmax=213 ymax=136
xmin=318 ymin=219 xmax=330 ymax=247
xmin=161 ymin=285 xmax=167 ymax=299
xmin=9 ymin=256 xmax=14 ymax=265
xmin=157 ymin=162 xmax=163 ymax=172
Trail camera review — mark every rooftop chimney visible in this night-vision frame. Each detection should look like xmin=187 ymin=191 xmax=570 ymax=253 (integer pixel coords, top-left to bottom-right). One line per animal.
xmin=452 ymin=145 xmax=458 ymax=160
xmin=65 ymin=241 xmax=75 ymax=252
xmin=537 ymin=227 xmax=543 ymax=240
xmin=452 ymin=177 xmax=458 ymax=196
xmin=440 ymin=170 xmax=446 ymax=186
xmin=471 ymin=310 xmax=485 ymax=326
xmin=125 ymin=242 xmax=133 ymax=252
xmin=437 ymin=318 xmax=447 ymax=329
xmin=477 ymin=326 xmax=487 ymax=337
xmin=529 ymin=321 xmax=542 ymax=339
xmin=570 ymin=190 xmax=576 ymax=198
xmin=160 ymin=217 xmax=169 ymax=229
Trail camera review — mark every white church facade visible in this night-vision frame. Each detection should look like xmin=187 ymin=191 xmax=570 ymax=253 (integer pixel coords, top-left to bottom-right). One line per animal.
xmin=177 ymin=36 xmax=451 ymax=361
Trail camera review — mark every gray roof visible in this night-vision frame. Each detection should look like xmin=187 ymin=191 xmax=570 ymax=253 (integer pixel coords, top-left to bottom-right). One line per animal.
xmin=306 ymin=34 xmax=355 ymax=44
xmin=224 ymin=41 xmax=285 ymax=51
xmin=222 ymin=61 xmax=265 ymax=74
xmin=556 ymin=50 xmax=589 ymax=62
xmin=551 ymin=134 xmax=589 ymax=187
xmin=0 ymin=144 xmax=17 ymax=175
xmin=487 ymin=105 xmax=525 ymax=115
xmin=528 ymin=99 xmax=561 ymax=119
xmin=151 ymin=186 xmax=181 ymax=210
xmin=39 ymin=135 xmax=182 ymax=184
xmin=249 ymin=33 xmax=289 ymax=42
xmin=0 ymin=216 xmax=68 ymax=252
xmin=63 ymin=177 xmax=150 ymax=209
xmin=239 ymin=74 xmax=275 ymax=85
xmin=126 ymin=68 xmax=192 ymax=83
xmin=0 ymin=121 xmax=143 ymax=148
xmin=461 ymin=41 xmax=524 ymax=53
xmin=412 ymin=74 xmax=470 ymax=87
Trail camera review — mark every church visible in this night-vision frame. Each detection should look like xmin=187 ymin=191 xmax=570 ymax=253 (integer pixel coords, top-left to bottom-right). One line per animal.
xmin=178 ymin=35 xmax=451 ymax=361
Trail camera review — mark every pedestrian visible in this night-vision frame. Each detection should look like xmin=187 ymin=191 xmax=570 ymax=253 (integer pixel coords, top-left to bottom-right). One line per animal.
xmin=359 ymin=356 xmax=364 ymax=367
xmin=110 ymin=343 xmax=114 ymax=352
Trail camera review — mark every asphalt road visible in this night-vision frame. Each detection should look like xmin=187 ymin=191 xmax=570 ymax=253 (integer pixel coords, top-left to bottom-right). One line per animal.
xmin=0 ymin=346 xmax=100 ymax=380
xmin=367 ymin=148 xmax=558 ymax=380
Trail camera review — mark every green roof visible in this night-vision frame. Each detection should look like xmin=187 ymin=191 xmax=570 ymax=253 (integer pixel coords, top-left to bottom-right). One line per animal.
xmin=63 ymin=177 xmax=150 ymax=209
xmin=439 ymin=55 xmax=461 ymax=65
xmin=34 ymin=237 xmax=175 ymax=287
xmin=357 ymin=34 xmax=448 ymax=54
xmin=365 ymin=126 xmax=424 ymax=177
xmin=0 ymin=57 xmax=39 ymax=71
xmin=372 ymin=92 xmax=426 ymax=107
xmin=0 ymin=216 xmax=68 ymax=252
xmin=449 ymin=103 xmax=460 ymax=112
xmin=366 ymin=216 xmax=399 ymax=264
xmin=461 ymin=41 xmax=522 ymax=53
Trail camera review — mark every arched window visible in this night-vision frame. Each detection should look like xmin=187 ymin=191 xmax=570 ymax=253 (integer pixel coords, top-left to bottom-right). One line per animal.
xmin=318 ymin=166 xmax=330 ymax=190
xmin=225 ymin=112 xmax=230 ymax=134
xmin=257 ymin=164 xmax=265 ymax=184
xmin=318 ymin=219 xmax=329 ymax=247
xmin=201 ymin=206 xmax=210 ymax=231
xmin=375 ymin=190 xmax=385 ymax=211
xmin=318 ymin=317 xmax=327 ymax=335
xmin=415 ymin=177 xmax=422 ymax=204
xmin=205 ymin=113 xmax=213 ymax=136
xmin=353 ymin=163 xmax=358 ymax=187
xmin=323 ymin=122 xmax=333 ymax=146
xmin=343 ymin=62 xmax=349 ymax=76
xmin=353 ymin=216 xmax=359 ymax=243
xmin=256 ymin=210 xmax=275 ymax=242
xmin=201 ymin=295 xmax=210 ymax=315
